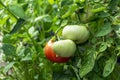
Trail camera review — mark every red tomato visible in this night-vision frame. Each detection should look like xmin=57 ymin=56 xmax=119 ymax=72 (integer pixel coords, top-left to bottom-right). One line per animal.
xmin=44 ymin=39 xmax=70 ymax=63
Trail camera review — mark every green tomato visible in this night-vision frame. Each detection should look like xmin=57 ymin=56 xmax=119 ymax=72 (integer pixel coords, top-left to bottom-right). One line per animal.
xmin=52 ymin=39 xmax=76 ymax=57
xmin=62 ymin=25 xmax=89 ymax=44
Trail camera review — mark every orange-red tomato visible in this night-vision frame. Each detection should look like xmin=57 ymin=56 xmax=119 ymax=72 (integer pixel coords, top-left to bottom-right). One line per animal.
xmin=44 ymin=39 xmax=70 ymax=63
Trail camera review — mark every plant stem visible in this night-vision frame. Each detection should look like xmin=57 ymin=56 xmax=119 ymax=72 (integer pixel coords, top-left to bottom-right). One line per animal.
xmin=0 ymin=1 xmax=18 ymax=20
xmin=55 ymin=25 xmax=63 ymax=35
xmin=70 ymin=65 xmax=81 ymax=80
xmin=23 ymin=26 xmax=38 ymax=53
xmin=12 ymin=66 xmax=20 ymax=80
xmin=54 ymin=20 xmax=63 ymax=40
xmin=54 ymin=26 xmax=63 ymax=40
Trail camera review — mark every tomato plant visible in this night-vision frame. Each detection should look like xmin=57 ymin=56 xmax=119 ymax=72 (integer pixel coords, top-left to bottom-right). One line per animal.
xmin=0 ymin=0 xmax=120 ymax=80
xmin=44 ymin=39 xmax=70 ymax=63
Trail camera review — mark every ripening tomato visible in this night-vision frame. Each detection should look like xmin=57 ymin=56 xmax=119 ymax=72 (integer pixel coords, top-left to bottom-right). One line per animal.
xmin=53 ymin=39 xmax=76 ymax=57
xmin=44 ymin=39 xmax=70 ymax=63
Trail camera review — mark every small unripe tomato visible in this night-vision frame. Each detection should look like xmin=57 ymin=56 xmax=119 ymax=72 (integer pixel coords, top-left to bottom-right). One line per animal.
xmin=62 ymin=25 xmax=89 ymax=44
xmin=53 ymin=39 xmax=76 ymax=57
xmin=44 ymin=39 xmax=70 ymax=63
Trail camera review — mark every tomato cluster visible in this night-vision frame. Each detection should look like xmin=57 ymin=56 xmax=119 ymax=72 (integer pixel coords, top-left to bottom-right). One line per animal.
xmin=44 ymin=25 xmax=89 ymax=63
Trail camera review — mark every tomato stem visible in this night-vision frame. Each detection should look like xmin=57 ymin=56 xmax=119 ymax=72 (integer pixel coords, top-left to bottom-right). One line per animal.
xmin=54 ymin=20 xmax=64 ymax=40
xmin=55 ymin=25 xmax=63 ymax=35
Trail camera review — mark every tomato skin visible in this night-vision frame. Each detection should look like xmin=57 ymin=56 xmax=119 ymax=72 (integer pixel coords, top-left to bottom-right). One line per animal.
xmin=44 ymin=40 xmax=70 ymax=63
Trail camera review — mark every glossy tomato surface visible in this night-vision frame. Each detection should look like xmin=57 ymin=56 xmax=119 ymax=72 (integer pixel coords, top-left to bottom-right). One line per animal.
xmin=44 ymin=39 xmax=70 ymax=63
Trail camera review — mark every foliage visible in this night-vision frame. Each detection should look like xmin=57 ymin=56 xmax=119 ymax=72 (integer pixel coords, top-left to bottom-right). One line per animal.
xmin=0 ymin=0 xmax=120 ymax=80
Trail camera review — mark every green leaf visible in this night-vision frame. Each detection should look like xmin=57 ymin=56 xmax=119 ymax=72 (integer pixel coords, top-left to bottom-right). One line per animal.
xmin=10 ymin=18 xmax=25 ymax=34
xmin=106 ymin=63 xmax=120 ymax=80
xmin=103 ymin=54 xmax=117 ymax=77
xmin=71 ymin=65 xmax=81 ymax=80
xmin=2 ymin=43 xmax=16 ymax=56
xmin=53 ymin=71 xmax=73 ymax=80
xmin=62 ymin=4 xmax=77 ymax=19
xmin=2 ymin=34 xmax=12 ymax=43
xmin=48 ymin=0 xmax=54 ymax=5
xmin=91 ymin=7 xmax=106 ymax=13
xmin=98 ymin=12 xmax=110 ymax=18
xmin=96 ymin=22 xmax=112 ymax=37
xmin=79 ymin=50 xmax=96 ymax=78
xmin=16 ymin=45 xmax=33 ymax=60
xmin=34 ymin=15 xmax=50 ymax=22
xmin=88 ymin=72 xmax=104 ymax=80
xmin=21 ymin=53 xmax=32 ymax=61
xmin=3 ymin=62 xmax=15 ymax=74
xmin=106 ymin=37 xmax=114 ymax=47
xmin=80 ymin=0 xmax=85 ymax=3
xmin=16 ymin=45 xmax=25 ymax=57
xmin=108 ymin=0 xmax=119 ymax=12
xmin=60 ymin=20 xmax=68 ymax=27
xmin=8 ymin=5 xmax=26 ymax=19
xmin=99 ymin=42 xmax=107 ymax=52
